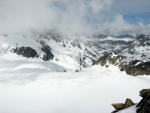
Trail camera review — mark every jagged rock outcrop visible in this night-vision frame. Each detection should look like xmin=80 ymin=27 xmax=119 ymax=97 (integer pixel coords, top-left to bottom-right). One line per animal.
xmin=92 ymin=52 xmax=123 ymax=66
xmin=93 ymin=53 xmax=150 ymax=76
xmin=12 ymin=47 xmax=38 ymax=58
xmin=112 ymin=89 xmax=150 ymax=113
xmin=136 ymin=89 xmax=150 ymax=113
xmin=11 ymin=45 xmax=54 ymax=61
xmin=121 ymin=60 xmax=150 ymax=76
xmin=112 ymin=98 xmax=135 ymax=113
xmin=41 ymin=45 xmax=54 ymax=61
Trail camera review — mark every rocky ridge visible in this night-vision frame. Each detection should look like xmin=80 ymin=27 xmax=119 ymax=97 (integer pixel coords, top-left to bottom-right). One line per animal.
xmin=0 ymin=31 xmax=150 ymax=73
xmin=93 ymin=52 xmax=150 ymax=76
xmin=11 ymin=45 xmax=54 ymax=61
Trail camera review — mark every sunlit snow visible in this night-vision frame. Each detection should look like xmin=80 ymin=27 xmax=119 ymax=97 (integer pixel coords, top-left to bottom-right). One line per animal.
xmin=0 ymin=53 xmax=150 ymax=113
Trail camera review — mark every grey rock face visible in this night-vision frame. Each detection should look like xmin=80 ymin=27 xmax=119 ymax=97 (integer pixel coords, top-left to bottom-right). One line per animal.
xmin=12 ymin=45 xmax=54 ymax=61
xmin=41 ymin=45 xmax=54 ymax=61
xmin=111 ymin=103 xmax=124 ymax=110
xmin=93 ymin=53 xmax=150 ymax=76
xmin=139 ymin=89 xmax=150 ymax=97
xmin=122 ymin=61 xmax=150 ymax=76
xmin=137 ymin=89 xmax=150 ymax=113
xmin=12 ymin=47 xmax=38 ymax=58
xmin=92 ymin=53 xmax=122 ymax=66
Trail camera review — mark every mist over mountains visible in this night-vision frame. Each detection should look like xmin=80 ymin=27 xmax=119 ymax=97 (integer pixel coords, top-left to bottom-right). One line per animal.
xmin=0 ymin=0 xmax=150 ymax=35
xmin=0 ymin=1 xmax=150 ymax=113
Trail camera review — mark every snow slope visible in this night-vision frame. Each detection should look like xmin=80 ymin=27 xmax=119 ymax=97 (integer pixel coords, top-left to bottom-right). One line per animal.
xmin=0 ymin=32 xmax=150 ymax=113
xmin=0 ymin=33 xmax=94 ymax=71
xmin=0 ymin=34 xmax=43 ymax=54
xmin=1 ymin=32 xmax=149 ymax=72
xmin=118 ymin=106 xmax=137 ymax=113
xmin=0 ymin=54 xmax=150 ymax=113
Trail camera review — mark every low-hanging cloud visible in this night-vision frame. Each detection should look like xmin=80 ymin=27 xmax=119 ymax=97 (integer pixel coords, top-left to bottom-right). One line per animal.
xmin=0 ymin=0 xmax=150 ymax=35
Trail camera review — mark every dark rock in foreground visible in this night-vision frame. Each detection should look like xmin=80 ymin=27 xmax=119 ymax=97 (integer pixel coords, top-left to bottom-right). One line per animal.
xmin=136 ymin=89 xmax=150 ymax=113
xmin=112 ymin=98 xmax=134 ymax=113
xmin=112 ymin=103 xmax=124 ymax=111
xmin=112 ymin=88 xmax=150 ymax=113
xmin=139 ymin=89 xmax=150 ymax=97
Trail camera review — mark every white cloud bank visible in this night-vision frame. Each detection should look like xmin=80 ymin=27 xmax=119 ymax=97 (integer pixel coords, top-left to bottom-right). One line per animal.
xmin=0 ymin=0 xmax=150 ymax=34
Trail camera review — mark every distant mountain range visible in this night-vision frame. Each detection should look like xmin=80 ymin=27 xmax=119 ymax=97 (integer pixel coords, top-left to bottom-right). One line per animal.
xmin=0 ymin=31 xmax=150 ymax=74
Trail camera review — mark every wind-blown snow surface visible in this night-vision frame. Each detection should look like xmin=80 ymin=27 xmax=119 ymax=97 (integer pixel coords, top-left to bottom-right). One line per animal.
xmin=118 ymin=106 xmax=137 ymax=113
xmin=0 ymin=54 xmax=150 ymax=113
xmin=0 ymin=33 xmax=150 ymax=113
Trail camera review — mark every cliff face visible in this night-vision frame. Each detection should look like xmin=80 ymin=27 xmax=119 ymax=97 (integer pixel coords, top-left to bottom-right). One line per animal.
xmin=136 ymin=89 xmax=150 ymax=113
xmin=93 ymin=52 xmax=150 ymax=76
xmin=11 ymin=45 xmax=54 ymax=61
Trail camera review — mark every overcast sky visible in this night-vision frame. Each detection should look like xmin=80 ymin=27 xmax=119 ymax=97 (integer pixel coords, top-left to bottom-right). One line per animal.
xmin=0 ymin=0 xmax=150 ymax=34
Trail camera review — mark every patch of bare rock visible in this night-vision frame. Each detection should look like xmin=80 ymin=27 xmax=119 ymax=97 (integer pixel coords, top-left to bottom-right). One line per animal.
xmin=111 ymin=88 xmax=150 ymax=113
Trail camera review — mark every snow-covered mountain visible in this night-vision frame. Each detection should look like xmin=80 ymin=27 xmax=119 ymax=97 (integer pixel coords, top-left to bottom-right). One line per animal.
xmin=0 ymin=30 xmax=150 ymax=113
xmin=0 ymin=31 xmax=149 ymax=72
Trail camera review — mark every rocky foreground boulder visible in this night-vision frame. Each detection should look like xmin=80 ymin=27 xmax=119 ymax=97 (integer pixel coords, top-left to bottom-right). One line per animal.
xmin=93 ymin=53 xmax=150 ymax=76
xmin=112 ymin=88 xmax=150 ymax=113
xmin=136 ymin=89 xmax=150 ymax=113
xmin=112 ymin=98 xmax=135 ymax=113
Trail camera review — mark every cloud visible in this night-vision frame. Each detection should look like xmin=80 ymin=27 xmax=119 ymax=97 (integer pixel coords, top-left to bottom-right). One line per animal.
xmin=95 ymin=14 xmax=150 ymax=34
xmin=112 ymin=0 xmax=150 ymax=14
xmin=0 ymin=0 xmax=149 ymax=35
